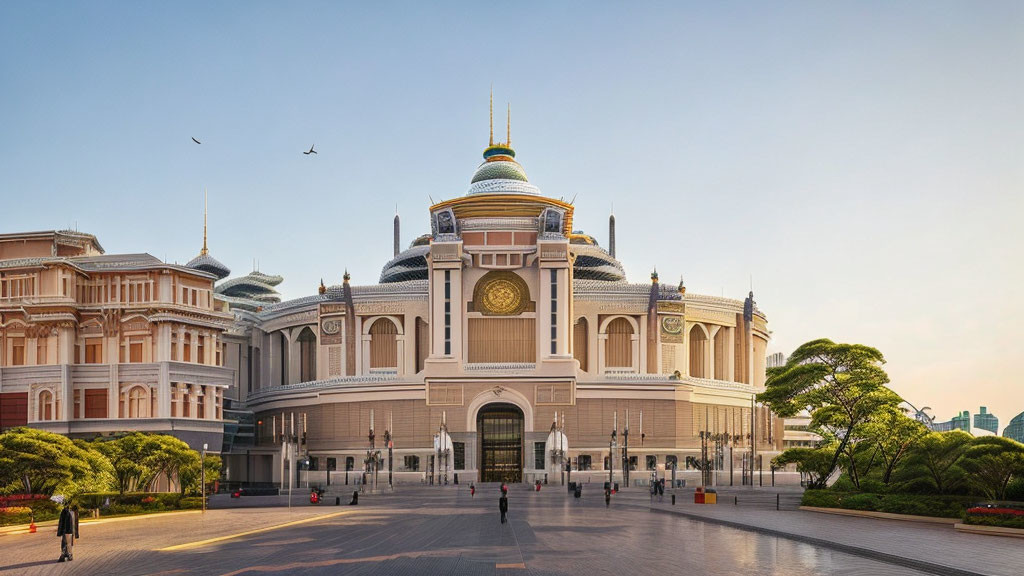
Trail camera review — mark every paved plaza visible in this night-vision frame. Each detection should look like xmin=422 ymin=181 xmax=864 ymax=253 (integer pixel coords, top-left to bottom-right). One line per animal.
xmin=0 ymin=485 xmax=1020 ymax=576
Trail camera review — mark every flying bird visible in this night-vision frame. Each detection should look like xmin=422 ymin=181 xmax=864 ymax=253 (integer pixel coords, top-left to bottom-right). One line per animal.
xmin=191 ymin=137 xmax=201 ymax=144
xmin=304 ymin=144 xmax=317 ymax=155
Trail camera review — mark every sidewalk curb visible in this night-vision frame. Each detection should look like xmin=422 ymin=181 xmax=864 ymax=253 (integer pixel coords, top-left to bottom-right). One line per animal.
xmin=649 ymin=505 xmax=990 ymax=576
xmin=800 ymin=506 xmax=959 ymax=524
xmin=954 ymin=523 xmax=1024 ymax=539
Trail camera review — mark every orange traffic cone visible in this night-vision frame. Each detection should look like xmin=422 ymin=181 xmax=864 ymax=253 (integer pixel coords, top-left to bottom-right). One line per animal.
xmin=28 ymin=521 xmax=36 ymax=534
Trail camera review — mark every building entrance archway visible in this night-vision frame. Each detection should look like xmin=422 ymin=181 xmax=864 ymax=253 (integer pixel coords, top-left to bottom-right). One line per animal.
xmin=477 ymin=403 xmax=524 ymax=483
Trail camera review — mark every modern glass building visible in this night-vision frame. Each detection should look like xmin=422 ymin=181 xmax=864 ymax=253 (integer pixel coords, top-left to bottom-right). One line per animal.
xmin=1004 ymin=411 xmax=1024 ymax=444
xmin=973 ymin=406 xmax=998 ymax=435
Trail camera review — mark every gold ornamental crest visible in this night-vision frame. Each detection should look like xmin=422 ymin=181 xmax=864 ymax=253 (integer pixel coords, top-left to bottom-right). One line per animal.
xmin=474 ymin=270 xmax=529 ymax=316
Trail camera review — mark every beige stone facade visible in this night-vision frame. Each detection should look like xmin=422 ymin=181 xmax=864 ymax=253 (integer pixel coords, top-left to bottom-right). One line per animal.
xmin=0 ymin=230 xmax=234 ymax=450
xmin=222 ymin=136 xmax=780 ymax=487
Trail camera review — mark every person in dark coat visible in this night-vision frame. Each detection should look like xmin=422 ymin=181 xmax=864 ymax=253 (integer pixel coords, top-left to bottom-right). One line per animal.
xmin=56 ymin=503 xmax=79 ymax=562
xmin=499 ymin=493 xmax=509 ymax=524
xmin=604 ymin=487 xmax=611 ymax=507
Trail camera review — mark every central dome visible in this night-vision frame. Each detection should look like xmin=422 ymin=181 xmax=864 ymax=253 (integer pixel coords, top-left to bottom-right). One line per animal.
xmin=466 ymin=144 xmax=541 ymax=196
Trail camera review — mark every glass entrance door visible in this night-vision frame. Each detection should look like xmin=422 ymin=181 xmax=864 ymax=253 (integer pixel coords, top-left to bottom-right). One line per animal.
xmin=478 ymin=403 xmax=524 ymax=483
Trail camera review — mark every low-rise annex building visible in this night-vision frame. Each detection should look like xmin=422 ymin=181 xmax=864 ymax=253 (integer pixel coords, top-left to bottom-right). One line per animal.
xmin=215 ymin=123 xmax=781 ymax=487
xmin=0 ymin=229 xmax=235 ymax=450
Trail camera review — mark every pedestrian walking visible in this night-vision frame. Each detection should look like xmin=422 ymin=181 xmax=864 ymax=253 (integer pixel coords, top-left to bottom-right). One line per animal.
xmin=56 ymin=503 xmax=79 ymax=562
xmin=470 ymin=483 xmax=476 ymax=497
xmin=604 ymin=487 xmax=611 ymax=507
xmin=499 ymin=493 xmax=509 ymax=524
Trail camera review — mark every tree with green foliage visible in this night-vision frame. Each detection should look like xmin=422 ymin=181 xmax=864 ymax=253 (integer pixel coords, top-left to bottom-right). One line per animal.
xmin=141 ymin=434 xmax=199 ymax=493
xmin=893 ymin=430 xmax=973 ymax=495
xmin=758 ymin=339 xmax=899 ymax=488
xmin=180 ymin=454 xmax=222 ymax=495
xmin=772 ymin=446 xmax=837 ymax=488
xmin=859 ymin=407 xmax=928 ymax=486
xmin=0 ymin=427 xmax=113 ymax=496
xmin=93 ymin=432 xmax=155 ymax=494
xmin=960 ymin=436 xmax=1024 ymax=500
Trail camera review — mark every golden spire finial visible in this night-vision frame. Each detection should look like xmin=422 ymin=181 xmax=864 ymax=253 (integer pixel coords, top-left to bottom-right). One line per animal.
xmin=506 ymin=103 xmax=511 ymax=146
xmin=201 ymin=188 xmax=209 ymax=255
xmin=489 ymin=85 xmax=494 ymax=146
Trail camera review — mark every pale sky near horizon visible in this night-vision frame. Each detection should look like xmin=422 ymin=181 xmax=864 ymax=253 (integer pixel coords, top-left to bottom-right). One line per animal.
xmin=1 ymin=2 xmax=1021 ymax=428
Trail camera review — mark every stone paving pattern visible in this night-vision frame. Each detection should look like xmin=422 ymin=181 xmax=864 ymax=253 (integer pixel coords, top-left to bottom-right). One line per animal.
xmin=0 ymin=485 xmax=1017 ymax=575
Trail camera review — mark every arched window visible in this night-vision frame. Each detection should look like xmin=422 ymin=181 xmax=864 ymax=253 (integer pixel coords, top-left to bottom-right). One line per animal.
xmin=298 ymin=327 xmax=317 ymax=382
xmin=573 ymin=318 xmax=588 ymax=372
xmin=38 ymin=390 xmax=53 ymax=421
xmin=127 ymin=386 xmax=146 ymax=418
xmin=713 ymin=328 xmax=729 ymax=380
xmin=369 ymin=318 xmax=398 ymax=368
xmin=605 ymin=317 xmax=633 ymax=368
xmin=689 ymin=324 xmax=708 ymax=378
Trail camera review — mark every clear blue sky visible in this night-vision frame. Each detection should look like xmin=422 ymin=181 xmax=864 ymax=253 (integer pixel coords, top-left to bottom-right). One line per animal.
xmin=2 ymin=2 xmax=1022 ymax=424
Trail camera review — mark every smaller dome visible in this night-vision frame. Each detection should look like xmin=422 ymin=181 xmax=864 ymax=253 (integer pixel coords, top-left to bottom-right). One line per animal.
xmin=186 ymin=253 xmax=231 ymax=280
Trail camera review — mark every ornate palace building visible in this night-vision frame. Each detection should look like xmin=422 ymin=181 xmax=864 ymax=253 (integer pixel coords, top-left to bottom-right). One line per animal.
xmin=0 ymin=230 xmax=235 ymax=450
xmin=0 ymin=117 xmax=778 ymax=486
xmin=216 ymin=119 xmax=778 ymax=487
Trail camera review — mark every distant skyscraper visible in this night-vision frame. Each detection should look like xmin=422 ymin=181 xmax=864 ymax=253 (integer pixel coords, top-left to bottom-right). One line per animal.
xmin=766 ymin=352 xmax=786 ymax=369
xmin=1003 ymin=411 xmax=1024 ymax=444
xmin=973 ymin=406 xmax=998 ymax=434
xmin=933 ymin=410 xmax=971 ymax=433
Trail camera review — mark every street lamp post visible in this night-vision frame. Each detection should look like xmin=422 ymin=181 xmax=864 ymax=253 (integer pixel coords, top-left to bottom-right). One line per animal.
xmin=201 ymin=442 xmax=208 ymax=514
xmin=623 ymin=409 xmax=630 ymax=488
xmin=386 ymin=411 xmax=393 ymax=491
xmin=609 ymin=411 xmax=617 ymax=488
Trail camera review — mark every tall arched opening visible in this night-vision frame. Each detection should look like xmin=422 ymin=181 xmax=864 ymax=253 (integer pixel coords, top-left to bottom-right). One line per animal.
xmin=477 ymin=403 xmax=524 ymax=483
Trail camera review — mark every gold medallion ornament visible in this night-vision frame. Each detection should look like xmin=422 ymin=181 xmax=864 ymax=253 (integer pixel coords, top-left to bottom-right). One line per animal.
xmin=473 ymin=271 xmax=530 ymax=316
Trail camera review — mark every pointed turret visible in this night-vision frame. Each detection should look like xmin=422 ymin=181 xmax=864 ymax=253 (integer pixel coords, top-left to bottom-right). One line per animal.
xmin=185 ymin=189 xmax=230 ymax=280
xmin=393 ymin=209 xmax=401 ymax=258
xmin=608 ymin=211 xmax=616 ymax=258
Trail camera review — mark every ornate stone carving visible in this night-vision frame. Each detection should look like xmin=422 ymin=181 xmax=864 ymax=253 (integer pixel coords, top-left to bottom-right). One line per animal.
xmin=473 ymin=271 xmax=529 ymax=316
xmin=661 ymin=315 xmax=684 ymax=344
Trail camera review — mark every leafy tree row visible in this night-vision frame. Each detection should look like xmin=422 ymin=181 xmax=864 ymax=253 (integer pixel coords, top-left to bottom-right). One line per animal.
xmin=761 ymin=339 xmax=1024 ymax=500
xmin=0 ymin=428 xmax=221 ymax=498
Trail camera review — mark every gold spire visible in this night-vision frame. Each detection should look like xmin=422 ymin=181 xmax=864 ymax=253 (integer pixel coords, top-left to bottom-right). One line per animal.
xmin=201 ymin=188 xmax=209 ymax=255
xmin=489 ymin=85 xmax=494 ymax=146
xmin=506 ymin=103 xmax=511 ymax=146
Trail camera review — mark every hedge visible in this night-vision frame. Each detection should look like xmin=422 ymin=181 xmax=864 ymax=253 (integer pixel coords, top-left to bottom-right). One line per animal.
xmin=801 ymin=490 xmax=977 ymax=518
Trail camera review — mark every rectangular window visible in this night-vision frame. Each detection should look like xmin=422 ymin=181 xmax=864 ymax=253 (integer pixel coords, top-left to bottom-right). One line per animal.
xmin=646 ymin=455 xmax=657 ymax=470
xmin=666 ymin=455 xmax=678 ymax=470
xmin=36 ymin=340 xmax=46 ymax=364
xmin=577 ymin=455 xmax=592 ymax=471
xmin=11 ymin=338 xmax=25 ymax=365
xmin=550 ymin=269 xmax=558 ymax=355
xmin=443 ymin=270 xmax=451 ymax=356
xmin=85 ymin=340 xmax=102 ymax=364
xmin=534 ymin=441 xmax=546 ymax=470
xmin=404 ymin=455 xmax=420 ymax=471
xmin=453 ymin=442 xmax=465 ymax=470
xmin=327 ymin=457 xmax=337 ymax=471
xmin=129 ymin=342 xmax=143 ymax=363
xmin=84 ymin=389 xmax=108 ymax=419
xmin=74 ymin=389 xmax=81 ymax=419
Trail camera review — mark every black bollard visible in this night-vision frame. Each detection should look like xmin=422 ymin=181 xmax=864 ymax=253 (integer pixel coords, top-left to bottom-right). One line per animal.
xmin=335 ymin=496 xmax=340 ymax=506
xmin=671 ymin=493 xmax=676 ymax=505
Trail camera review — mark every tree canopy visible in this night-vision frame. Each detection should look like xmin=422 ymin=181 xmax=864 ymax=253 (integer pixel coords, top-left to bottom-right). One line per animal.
xmin=758 ymin=339 xmax=900 ymax=488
